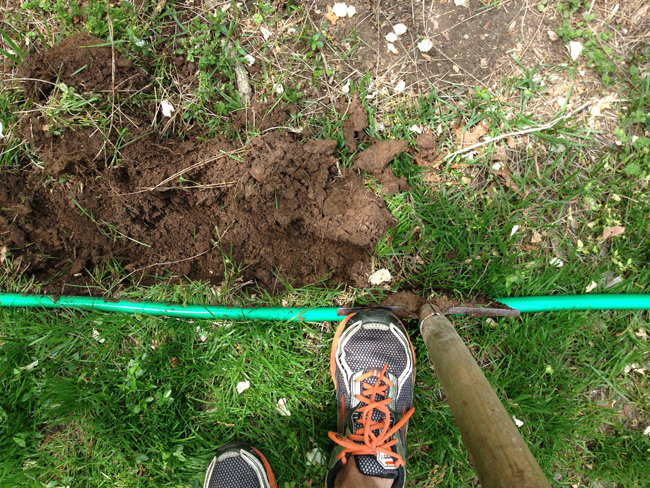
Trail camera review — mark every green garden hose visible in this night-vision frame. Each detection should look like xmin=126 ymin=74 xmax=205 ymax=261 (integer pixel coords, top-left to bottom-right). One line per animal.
xmin=1 ymin=293 xmax=649 ymax=322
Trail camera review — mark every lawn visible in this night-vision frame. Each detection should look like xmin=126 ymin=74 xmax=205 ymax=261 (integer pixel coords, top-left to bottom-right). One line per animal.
xmin=1 ymin=0 xmax=649 ymax=487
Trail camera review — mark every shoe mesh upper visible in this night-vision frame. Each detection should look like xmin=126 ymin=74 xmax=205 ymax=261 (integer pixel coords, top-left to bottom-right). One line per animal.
xmin=207 ymin=454 xmax=264 ymax=488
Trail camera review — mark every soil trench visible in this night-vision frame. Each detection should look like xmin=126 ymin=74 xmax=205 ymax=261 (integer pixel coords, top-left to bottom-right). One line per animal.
xmin=1 ymin=34 xmax=403 ymax=292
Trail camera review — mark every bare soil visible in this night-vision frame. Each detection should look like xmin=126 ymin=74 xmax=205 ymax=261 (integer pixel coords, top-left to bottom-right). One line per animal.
xmin=314 ymin=0 xmax=568 ymax=91
xmin=1 ymin=33 xmax=407 ymax=293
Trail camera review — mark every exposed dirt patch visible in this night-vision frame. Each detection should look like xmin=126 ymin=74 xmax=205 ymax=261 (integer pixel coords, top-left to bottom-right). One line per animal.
xmin=314 ymin=0 xmax=567 ymax=91
xmin=19 ymin=33 xmax=149 ymax=99
xmin=1 ymin=34 xmax=404 ymax=293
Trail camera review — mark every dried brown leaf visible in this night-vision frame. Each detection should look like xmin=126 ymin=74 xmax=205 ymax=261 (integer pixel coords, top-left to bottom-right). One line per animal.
xmin=602 ymin=225 xmax=625 ymax=241
xmin=462 ymin=120 xmax=489 ymax=147
xmin=493 ymin=167 xmax=523 ymax=197
xmin=324 ymin=5 xmax=339 ymax=25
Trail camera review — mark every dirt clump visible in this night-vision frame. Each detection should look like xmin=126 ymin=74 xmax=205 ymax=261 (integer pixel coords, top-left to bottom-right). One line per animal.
xmin=19 ymin=32 xmax=148 ymax=100
xmin=338 ymin=94 xmax=369 ymax=151
xmin=1 ymin=32 xmax=407 ymax=293
xmin=355 ymin=140 xmax=411 ymax=194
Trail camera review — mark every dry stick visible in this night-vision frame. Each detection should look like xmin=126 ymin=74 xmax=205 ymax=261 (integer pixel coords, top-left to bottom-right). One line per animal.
xmin=444 ymin=100 xmax=594 ymax=160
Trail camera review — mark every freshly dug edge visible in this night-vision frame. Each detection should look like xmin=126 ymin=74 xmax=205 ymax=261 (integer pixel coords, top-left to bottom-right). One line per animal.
xmin=0 ymin=33 xmax=411 ymax=293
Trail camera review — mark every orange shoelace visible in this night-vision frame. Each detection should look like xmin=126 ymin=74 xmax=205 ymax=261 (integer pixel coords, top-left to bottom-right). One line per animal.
xmin=328 ymin=364 xmax=415 ymax=469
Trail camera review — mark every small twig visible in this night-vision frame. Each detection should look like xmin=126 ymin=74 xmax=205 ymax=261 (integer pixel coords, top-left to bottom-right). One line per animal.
xmin=445 ymin=100 xmax=595 ymax=160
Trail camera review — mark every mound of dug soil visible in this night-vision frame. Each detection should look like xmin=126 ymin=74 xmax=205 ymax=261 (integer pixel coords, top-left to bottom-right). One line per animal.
xmin=1 ymin=34 xmax=405 ymax=292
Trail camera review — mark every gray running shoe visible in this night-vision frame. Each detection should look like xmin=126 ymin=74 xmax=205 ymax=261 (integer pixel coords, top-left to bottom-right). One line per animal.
xmin=203 ymin=442 xmax=277 ymax=488
xmin=326 ymin=308 xmax=416 ymax=488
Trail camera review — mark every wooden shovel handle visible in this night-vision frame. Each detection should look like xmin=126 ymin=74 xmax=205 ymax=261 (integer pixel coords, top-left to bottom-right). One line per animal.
xmin=418 ymin=304 xmax=551 ymax=488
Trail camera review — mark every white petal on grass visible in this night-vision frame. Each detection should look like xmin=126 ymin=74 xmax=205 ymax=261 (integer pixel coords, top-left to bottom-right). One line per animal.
xmin=369 ymin=268 xmax=392 ymax=286
xmin=394 ymin=80 xmax=406 ymax=92
xmin=276 ymin=398 xmax=291 ymax=416
xmin=20 ymin=360 xmax=39 ymax=371
xmin=512 ymin=415 xmax=524 ymax=427
xmin=332 ymin=2 xmax=348 ymax=17
xmin=306 ymin=448 xmax=326 ymax=466
xmin=236 ymin=380 xmax=250 ymax=394
xmin=510 ymin=225 xmax=519 ymax=237
xmin=454 ymin=0 xmax=468 ymax=6
xmin=196 ymin=326 xmax=208 ymax=343
xmin=160 ymin=100 xmax=175 ymax=117
xmin=393 ymin=23 xmax=407 ymax=36
xmin=92 ymin=329 xmax=106 ymax=343
xmin=0 ymin=120 xmax=4 ymax=138
xmin=387 ymin=43 xmax=398 ymax=54
xmin=347 ymin=5 xmax=356 ymax=17
xmin=341 ymin=80 xmax=351 ymax=94
xmin=417 ymin=38 xmax=434 ymax=52
xmin=585 ymin=281 xmax=598 ymax=293
xmin=409 ymin=124 xmax=422 ymax=134
xmin=375 ymin=121 xmax=385 ymax=132
xmin=385 ymin=32 xmax=398 ymax=42
xmin=550 ymin=257 xmax=564 ymax=268
xmin=568 ymin=41 xmax=583 ymax=60
xmin=644 ymin=425 xmax=650 ymax=437
xmin=274 ymin=84 xmax=284 ymax=95
xmin=260 ymin=26 xmax=272 ymax=40
xmin=244 ymin=54 xmax=255 ymax=66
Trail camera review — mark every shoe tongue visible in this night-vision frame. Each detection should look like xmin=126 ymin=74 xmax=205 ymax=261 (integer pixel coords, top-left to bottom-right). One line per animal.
xmin=350 ymin=375 xmax=398 ymax=479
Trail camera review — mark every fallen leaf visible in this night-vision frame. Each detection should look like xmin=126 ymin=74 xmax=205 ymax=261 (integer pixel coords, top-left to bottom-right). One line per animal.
xmin=369 ymin=268 xmax=392 ymax=286
xmin=417 ymin=38 xmax=434 ymax=52
xmin=332 ymin=2 xmax=348 ymax=17
xmin=394 ymin=80 xmax=406 ymax=92
xmin=276 ymin=398 xmax=291 ymax=416
xmin=486 ymin=318 xmax=497 ymax=327
xmin=493 ymin=167 xmax=523 ymax=196
xmin=521 ymin=244 xmax=539 ymax=252
xmin=602 ymin=225 xmax=625 ymax=241
xmin=346 ymin=5 xmax=356 ymax=17
xmin=644 ymin=425 xmax=650 ymax=437
xmin=460 ymin=120 xmax=489 ymax=147
xmin=480 ymin=58 xmax=488 ymax=68
xmin=454 ymin=0 xmax=468 ymax=6
xmin=324 ymin=5 xmax=339 ymax=25
xmin=531 ymin=231 xmax=542 ymax=244
xmin=0 ymin=121 xmax=4 ymax=138
xmin=409 ymin=124 xmax=422 ymax=134
xmin=236 ymin=380 xmax=250 ymax=394
xmin=387 ymin=43 xmax=398 ymax=54
xmin=393 ymin=23 xmax=407 ymax=36
xmin=243 ymin=54 xmax=255 ymax=66
xmin=634 ymin=329 xmax=647 ymax=341
xmin=0 ymin=246 xmax=6 ymax=265
xmin=274 ymin=83 xmax=284 ymax=95
xmin=568 ymin=41 xmax=583 ymax=60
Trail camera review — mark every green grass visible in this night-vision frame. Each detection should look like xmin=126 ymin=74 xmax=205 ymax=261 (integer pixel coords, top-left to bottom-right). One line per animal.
xmin=1 ymin=0 xmax=650 ymax=486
